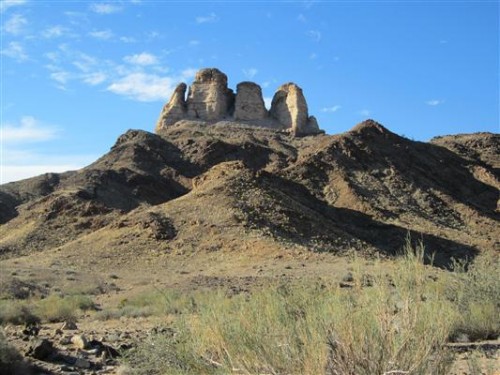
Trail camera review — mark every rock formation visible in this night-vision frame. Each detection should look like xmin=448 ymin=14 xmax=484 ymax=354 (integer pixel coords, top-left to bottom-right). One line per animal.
xmin=269 ymin=83 xmax=320 ymax=136
xmin=156 ymin=68 xmax=322 ymax=136
xmin=186 ymin=68 xmax=234 ymax=121
xmin=156 ymin=83 xmax=187 ymax=128
xmin=234 ymin=82 xmax=268 ymax=121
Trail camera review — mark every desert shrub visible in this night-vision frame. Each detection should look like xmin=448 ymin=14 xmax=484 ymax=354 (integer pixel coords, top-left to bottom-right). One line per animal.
xmin=0 ymin=300 xmax=40 ymax=325
xmin=124 ymin=242 xmax=456 ymax=374
xmin=448 ymin=252 xmax=500 ymax=341
xmin=97 ymin=289 xmax=199 ymax=321
xmin=35 ymin=294 xmax=95 ymax=323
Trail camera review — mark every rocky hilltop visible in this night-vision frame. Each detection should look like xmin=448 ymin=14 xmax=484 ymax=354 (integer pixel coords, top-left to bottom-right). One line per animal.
xmin=156 ymin=68 xmax=321 ymax=136
xmin=0 ymin=116 xmax=498 ymax=268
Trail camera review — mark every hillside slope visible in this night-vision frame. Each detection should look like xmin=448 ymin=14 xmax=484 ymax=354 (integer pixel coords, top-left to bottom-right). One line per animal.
xmin=1 ymin=120 xmax=498 ymax=267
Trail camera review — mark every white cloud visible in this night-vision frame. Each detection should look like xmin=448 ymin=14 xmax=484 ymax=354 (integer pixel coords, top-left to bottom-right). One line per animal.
xmin=243 ymin=68 xmax=258 ymax=80
xmin=426 ymin=99 xmax=444 ymax=106
xmin=72 ymin=53 xmax=97 ymax=72
xmin=306 ymin=30 xmax=321 ymax=42
xmin=50 ymin=71 xmax=71 ymax=85
xmin=90 ymin=3 xmax=122 ymax=14
xmin=1 ymin=41 xmax=28 ymax=61
xmin=359 ymin=109 xmax=371 ymax=116
xmin=107 ymin=73 xmax=175 ymax=101
xmin=89 ymin=29 xmax=114 ymax=40
xmin=321 ymin=105 xmax=341 ymax=113
xmin=189 ymin=40 xmax=200 ymax=46
xmin=1 ymin=165 xmax=78 ymax=183
xmin=83 ymin=72 xmax=107 ymax=85
xmin=124 ymin=52 xmax=158 ymax=66
xmin=2 ymin=116 xmax=59 ymax=144
xmin=42 ymin=25 xmax=67 ymax=38
xmin=0 ymin=150 xmax=97 ymax=183
xmin=297 ymin=14 xmax=307 ymax=23
xmin=120 ymin=36 xmax=136 ymax=43
xmin=4 ymin=13 xmax=27 ymax=35
xmin=0 ymin=0 xmax=28 ymax=13
xmin=181 ymin=68 xmax=197 ymax=80
xmin=264 ymin=97 xmax=272 ymax=109
xmin=309 ymin=53 xmax=318 ymax=60
xmin=196 ymin=12 xmax=219 ymax=24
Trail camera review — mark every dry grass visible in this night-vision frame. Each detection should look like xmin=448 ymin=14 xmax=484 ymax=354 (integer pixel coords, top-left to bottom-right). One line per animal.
xmin=0 ymin=294 xmax=95 ymax=325
xmin=120 ymin=240 xmax=499 ymax=375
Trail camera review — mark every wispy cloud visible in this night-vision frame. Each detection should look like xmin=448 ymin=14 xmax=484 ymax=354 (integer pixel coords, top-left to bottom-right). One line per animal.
xmin=1 ymin=41 xmax=28 ymax=61
xmin=1 ymin=149 xmax=96 ymax=183
xmin=189 ymin=40 xmax=200 ymax=46
xmin=426 ymin=99 xmax=444 ymax=106
xmin=2 ymin=116 xmax=59 ymax=144
xmin=50 ymin=71 xmax=72 ymax=85
xmin=321 ymin=105 xmax=341 ymax=113
xmin=196 ymin=12 xmax=219 ymax=24
xmin=89 ymin=29 xmax=114 ymax=40
xmin=42 ymin=25 xmax=68 ymax=38
xmin=107 ymin=73 xmax=175 ymax=102
xmin=124 ymin=52 xmax=158 ymax=66
xmin=306 ymin=30 xmax=321 ymax=42
xmin=90 ymin=3 xmax=122 ymax=14
xmin=297 ymin=13 xmax=307 ymax=23
xmin=180 ymin=68 xmax=198 ymax=80
xmin=359 ymin=109 xmax=371 ymax=116
xmin=243 ymin=68 xmax=258 ymax=80
xmin=0 ymin=0 xmax=28 ymax=13
xmin=83 ymin=72 xmax=107 ymax=85
xmin=120 ymin=36 xmax=136 ymax=43
xmin=4 ymin=13 xmax=27 ymax=35
xmin=309 ymin=53 xmax=318 ymax=60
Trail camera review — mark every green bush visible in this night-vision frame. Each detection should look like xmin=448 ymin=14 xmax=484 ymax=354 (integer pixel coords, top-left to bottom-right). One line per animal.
xmin=449 ymin=252 xmax=500 ymax=341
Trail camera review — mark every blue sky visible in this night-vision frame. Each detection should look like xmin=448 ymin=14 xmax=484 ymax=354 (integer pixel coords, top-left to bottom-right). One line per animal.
xmin=1 ymin=0 xmax=498 ymax=183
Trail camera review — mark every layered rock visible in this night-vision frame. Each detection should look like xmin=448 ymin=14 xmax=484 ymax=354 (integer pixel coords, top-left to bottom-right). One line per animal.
xmin=156 ymin=68 xmax=322 ymax=136
xmin=186 ymin=68 xmax=234 ymax=121
xmin=234 ymin=82 xmax=268 ymax=121
xmin=156 ymin=83 xmax=187 ymax=131
xmin=269 ymin=83 xmax=320 ymax=136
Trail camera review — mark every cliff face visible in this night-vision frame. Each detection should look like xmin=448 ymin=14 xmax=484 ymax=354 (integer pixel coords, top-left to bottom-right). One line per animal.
xmin=155 ymin=68 xmax=323 ymax=136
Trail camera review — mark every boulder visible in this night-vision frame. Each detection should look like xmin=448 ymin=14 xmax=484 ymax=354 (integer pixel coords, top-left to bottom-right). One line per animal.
xmin=155 ymin=83 xmax=187 ymax=131
xmin=186 ymin=68 xmax=234 ymax=121
xmin=233 ymin=82 xmax=267 ymax=121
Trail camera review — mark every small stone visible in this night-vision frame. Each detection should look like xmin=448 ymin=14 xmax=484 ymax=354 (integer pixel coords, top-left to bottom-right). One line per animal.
xmin=74 ymin=357 xmax=91 ymax=369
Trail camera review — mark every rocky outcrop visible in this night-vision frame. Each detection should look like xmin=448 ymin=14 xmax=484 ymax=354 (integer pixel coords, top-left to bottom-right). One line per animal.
xmin=269 ymin=83 xmax=320 ymax=136
xmin=155 ymin=68 xmax=322 ymax=136
xmin=156 ymin=83 xmax=187 ymax=131
xmin=234 ymin=82 xmax=268 ymax=121
xmin=186 ymin=68 xmax=234 ymax=121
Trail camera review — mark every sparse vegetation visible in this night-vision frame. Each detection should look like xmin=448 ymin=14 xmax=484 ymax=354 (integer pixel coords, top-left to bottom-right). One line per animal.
xmin=448 ymin=252 xmax=500 ymax=341
xmin=0 ymin=294 xmax=95 ymax=325
xmin=122 ymin=242 xmax=500 ymax=375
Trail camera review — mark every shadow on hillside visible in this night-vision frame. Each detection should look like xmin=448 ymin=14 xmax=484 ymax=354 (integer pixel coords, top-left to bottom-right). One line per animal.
xmin=257 ymin=173 xmax=478 ymax=269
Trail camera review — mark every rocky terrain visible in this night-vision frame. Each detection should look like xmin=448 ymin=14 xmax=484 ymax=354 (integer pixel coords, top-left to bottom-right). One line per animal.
xmin=0 ymin=68 xmax=498 ymax=374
